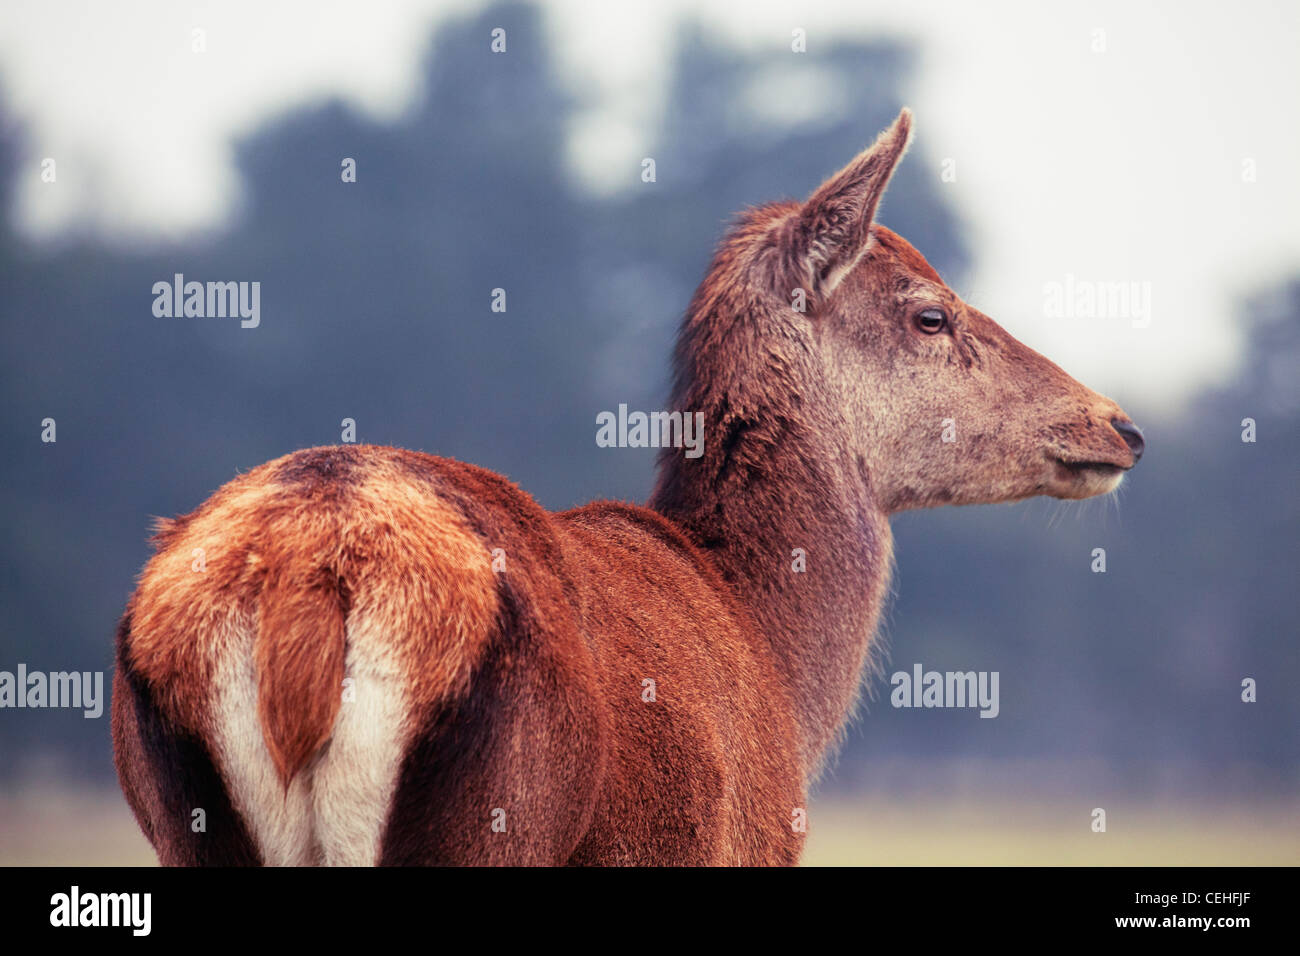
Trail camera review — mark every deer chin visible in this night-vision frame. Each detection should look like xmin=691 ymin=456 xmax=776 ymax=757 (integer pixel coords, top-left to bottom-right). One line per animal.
xmin=1048 ymin=457 xmax=1128 ymax=499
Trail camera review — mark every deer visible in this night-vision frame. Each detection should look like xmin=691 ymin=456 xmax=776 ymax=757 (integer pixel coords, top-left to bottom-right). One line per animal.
xmin=111 ymin=109 xmax=1145 ymax=866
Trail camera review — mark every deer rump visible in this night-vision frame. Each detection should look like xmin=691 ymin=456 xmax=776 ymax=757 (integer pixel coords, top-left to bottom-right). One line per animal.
xmin=111 ymin=445 xmax=805 ymax=865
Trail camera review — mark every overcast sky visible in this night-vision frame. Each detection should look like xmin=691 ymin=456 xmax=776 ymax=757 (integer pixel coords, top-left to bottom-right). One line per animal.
xmin=2 ymin=0 xmax=1297 ymax=414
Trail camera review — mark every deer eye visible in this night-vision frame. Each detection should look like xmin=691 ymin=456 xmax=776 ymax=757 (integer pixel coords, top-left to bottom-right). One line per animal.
xmin=915 ymin=308 xmax=947 ymax=334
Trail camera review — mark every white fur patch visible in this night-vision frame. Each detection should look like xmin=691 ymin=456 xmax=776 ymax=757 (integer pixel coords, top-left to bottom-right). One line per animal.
xmin=210 ymin=618 xmax=317 ymax=866
xmin=209 ymin=614 xmax=411 ymax=866
xmin=310 ymin=620 xmax=410 ymax=866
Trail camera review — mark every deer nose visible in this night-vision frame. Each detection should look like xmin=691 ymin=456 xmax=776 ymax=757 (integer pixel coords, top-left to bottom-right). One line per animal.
xmin=1111 ymin=418 xmax=1145 ymax=462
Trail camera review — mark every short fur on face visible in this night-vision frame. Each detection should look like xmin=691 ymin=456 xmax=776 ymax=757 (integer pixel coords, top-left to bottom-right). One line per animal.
xmin=679 ymin=108 xmax=1139 ymax=515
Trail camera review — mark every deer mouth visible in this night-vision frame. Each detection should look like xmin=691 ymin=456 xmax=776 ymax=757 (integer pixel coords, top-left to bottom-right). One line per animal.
xmin=1054 ymin=458 xmax=1128 ymax=476
xmin=1048 ymin=456 xmax=1129 ymax=498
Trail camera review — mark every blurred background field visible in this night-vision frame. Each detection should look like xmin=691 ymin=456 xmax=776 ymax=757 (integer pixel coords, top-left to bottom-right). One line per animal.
xmin=1 ymin=1 xmax=1296 ymax=866
xmin=5 ymin=765 xmax=1297 ymax=866
xmin=804 ymin=800 xmax=1300 ymax=866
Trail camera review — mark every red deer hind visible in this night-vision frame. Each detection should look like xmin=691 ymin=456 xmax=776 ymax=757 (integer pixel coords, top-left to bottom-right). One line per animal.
xmin=112 ymin=109 xmax=1144 ymax=866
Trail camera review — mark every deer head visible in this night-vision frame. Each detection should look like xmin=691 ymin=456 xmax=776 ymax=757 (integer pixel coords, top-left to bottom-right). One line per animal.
xmin=714 ymin=108 xmax=1145 ymax=514
xmin=649 ymin=108 xmax=1148 ymax=769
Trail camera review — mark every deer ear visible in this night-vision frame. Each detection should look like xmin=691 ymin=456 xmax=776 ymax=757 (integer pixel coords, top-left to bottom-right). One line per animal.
xmin=792 ymin=108 xmax=912 ymax=300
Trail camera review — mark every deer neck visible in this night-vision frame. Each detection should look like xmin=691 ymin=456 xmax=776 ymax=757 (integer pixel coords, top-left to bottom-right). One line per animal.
xmin=648 ymin=384 xmax=894 ymax=781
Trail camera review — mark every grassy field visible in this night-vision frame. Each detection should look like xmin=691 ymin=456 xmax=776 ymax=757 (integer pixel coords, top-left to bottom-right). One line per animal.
xmin=1 ymin=787 xmax=156 ymax=866
xmin=802 ymin=799 xmax=1300 ymax=866
xmin=3 ymin=786 xmax=1297 ymax=866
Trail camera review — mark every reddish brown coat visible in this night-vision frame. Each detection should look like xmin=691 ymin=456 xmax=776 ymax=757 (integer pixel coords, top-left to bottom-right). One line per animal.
xmin=112 ymin=110 xmax=1140 ymax=865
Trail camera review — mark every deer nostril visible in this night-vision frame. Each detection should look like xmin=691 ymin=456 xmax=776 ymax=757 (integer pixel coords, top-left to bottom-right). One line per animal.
xmin=1111 ymin=418 xmax=1145 ymax=462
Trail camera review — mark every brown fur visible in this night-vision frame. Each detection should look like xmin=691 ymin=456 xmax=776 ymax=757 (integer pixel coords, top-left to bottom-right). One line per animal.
xmin=112 ymin=109 xmax=1140 ymax=865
